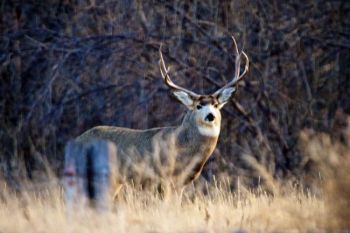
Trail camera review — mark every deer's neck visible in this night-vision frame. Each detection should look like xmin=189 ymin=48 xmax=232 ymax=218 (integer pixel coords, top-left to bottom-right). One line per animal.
xmin=174 ymin=112 xmax=219 ymax=184
xmin=177 ymin=111 xmax=219 ymax=146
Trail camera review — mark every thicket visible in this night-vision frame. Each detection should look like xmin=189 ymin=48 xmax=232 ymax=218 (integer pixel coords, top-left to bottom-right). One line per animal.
xmin=1 ymin=0 xmax=349 ymax=187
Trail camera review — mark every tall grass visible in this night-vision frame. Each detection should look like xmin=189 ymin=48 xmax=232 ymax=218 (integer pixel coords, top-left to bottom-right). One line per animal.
xmin=0 ymin=180 xmax=325 ymax=233
xmin=1 ymin=119 xmax=350 ymax=232
xmin=300 ymin=118 xmax=350 ymax=231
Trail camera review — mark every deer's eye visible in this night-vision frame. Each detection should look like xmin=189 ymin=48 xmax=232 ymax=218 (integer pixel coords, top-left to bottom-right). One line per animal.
xmin=196 ymin=105 xmax=202 ymax=110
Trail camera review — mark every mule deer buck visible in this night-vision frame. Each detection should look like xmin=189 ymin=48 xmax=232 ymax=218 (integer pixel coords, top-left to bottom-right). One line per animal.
xmin=76 ymin=36 xmax=249 ymax=197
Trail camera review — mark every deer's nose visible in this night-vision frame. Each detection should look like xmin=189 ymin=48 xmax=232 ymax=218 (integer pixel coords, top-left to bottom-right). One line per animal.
xmin=205 ymin=113 xmax=215 ymax=122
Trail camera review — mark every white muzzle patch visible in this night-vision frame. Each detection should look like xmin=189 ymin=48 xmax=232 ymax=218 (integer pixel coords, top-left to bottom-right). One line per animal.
xmin=197 ymin=105 xmax=220 ymax=137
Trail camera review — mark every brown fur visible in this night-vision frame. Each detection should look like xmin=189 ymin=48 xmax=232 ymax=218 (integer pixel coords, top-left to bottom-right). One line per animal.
xmin=76 ymin=109 xmax=219 ymax=191
xmin=75 ymin=36 xmax=248 ymax=196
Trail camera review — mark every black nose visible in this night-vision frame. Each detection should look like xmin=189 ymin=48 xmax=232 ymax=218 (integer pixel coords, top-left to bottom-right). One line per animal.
xmin=205 ymin=113 xmax=215 ymax=122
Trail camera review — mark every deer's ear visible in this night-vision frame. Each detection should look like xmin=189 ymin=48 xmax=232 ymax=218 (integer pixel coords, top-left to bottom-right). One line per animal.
xmin=217 ymin=87 xmax=236 ymax=109
xmin=173 ymin=91 xmax=194 ymax=108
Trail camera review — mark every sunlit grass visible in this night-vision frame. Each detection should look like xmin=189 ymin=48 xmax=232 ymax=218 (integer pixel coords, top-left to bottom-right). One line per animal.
xmin=2 ymin=124 xmax=350 ymax=233
xmin=0 ymin=180 xmax=326 ymax=233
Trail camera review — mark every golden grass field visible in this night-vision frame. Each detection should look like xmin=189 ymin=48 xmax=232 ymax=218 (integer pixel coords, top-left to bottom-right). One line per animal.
xmin=0 ymin=181 xmax=326 ymax=233
xmin=0 ymin=129 xmax=349 ymax=233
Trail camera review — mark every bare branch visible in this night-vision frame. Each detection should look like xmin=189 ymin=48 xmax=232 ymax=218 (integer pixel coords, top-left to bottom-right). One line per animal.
xmin=159 ymin=45 xmax=200 ymax=98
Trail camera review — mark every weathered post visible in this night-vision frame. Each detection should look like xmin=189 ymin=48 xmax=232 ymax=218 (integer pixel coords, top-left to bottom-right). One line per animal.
xmin=86 ymin=140 xmax=115 ymax=211
xmin=63 ymin=141 xmax=88 ymax=214
xmin=63 ymin=139 xmax=116 ymax=213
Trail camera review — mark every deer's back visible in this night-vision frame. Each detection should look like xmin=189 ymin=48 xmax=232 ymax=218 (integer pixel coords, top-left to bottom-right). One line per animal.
xmin=76 ymin=125 xmax=176 ymax=155
xmin=76 ymin=125 xmax=179 ymax=185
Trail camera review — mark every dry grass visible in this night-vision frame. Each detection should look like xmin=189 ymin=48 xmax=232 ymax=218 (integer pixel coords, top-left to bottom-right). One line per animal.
xmin=2 ymin=121 xmax=350 ymax=233
xmin=0 ymin=180 xmax=326 ymax=233
xmin=300 ymin=119 xmax=350 ymax=232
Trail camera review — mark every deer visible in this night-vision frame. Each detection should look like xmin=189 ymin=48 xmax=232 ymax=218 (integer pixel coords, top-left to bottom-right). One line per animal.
xmin=75 ymin=36 xmax=249 ymax=198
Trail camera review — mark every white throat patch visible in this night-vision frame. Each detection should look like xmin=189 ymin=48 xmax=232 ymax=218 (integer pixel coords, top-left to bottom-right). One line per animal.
xmin=196 ymin=105 xmax=221 ymax=137
xmin=197 ymin=125 xmax=220 ymax=137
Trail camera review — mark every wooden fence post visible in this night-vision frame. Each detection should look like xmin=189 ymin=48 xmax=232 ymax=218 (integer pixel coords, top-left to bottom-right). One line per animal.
xmin=63 ymin=141 xmax=88 ymax=214
xmin=86 ymin=140 xmax=115 ymax=211
xmin=63 ymin=139 xmax=116 ymax=213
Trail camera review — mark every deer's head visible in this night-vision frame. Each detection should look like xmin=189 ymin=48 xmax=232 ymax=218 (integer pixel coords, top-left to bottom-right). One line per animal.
xmin=159 ymin=36 xmax=249 ymax=137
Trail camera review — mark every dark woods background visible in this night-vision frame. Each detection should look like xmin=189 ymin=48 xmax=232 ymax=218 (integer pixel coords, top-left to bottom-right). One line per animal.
xmin=1 ymin=0 xmax=349 ymax=187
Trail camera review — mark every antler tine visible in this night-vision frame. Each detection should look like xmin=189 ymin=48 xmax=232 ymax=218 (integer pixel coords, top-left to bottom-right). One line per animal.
xmin=212 ymin=36 xmax=249 ymax=96
xmin=159 ymin=46 xmax=200 ymax=97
